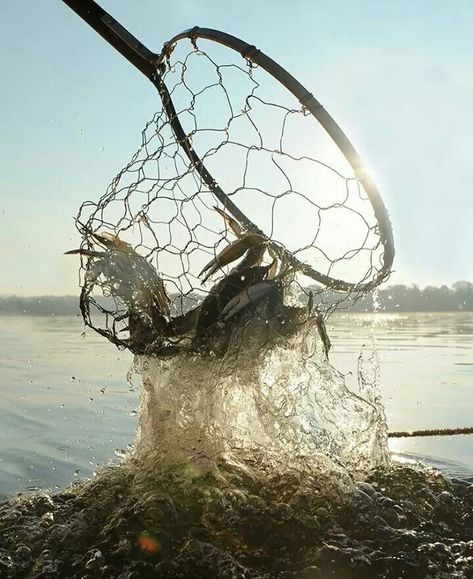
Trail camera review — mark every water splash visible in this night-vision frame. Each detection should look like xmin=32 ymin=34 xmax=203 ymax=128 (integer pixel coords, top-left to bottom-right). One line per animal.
xmin=1 ymin=316 xmax=472 ymax=578
xmin=135 ymin=320 xmax=388 ymax=477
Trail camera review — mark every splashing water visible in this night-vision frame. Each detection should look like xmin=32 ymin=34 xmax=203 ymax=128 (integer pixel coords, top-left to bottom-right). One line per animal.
xmin=1 ymin=317 xmax=472 ymax=578
xmin=134 ymin=319 xmax=388 ymax=476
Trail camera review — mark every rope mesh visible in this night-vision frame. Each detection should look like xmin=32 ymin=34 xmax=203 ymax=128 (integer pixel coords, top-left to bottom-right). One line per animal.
xmin=70 ymin=39 xmax=392 ymax=356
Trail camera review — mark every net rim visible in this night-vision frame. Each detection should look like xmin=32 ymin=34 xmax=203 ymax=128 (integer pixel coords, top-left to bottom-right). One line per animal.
xmin=151 ymin=26 xmax=394 ymax=293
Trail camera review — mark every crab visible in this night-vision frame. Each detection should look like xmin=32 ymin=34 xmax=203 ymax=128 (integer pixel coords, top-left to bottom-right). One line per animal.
xmin=196 ymin=207 xmax=286 ymax=324
xmin=65 ymin=231 xmax=171 ymax=338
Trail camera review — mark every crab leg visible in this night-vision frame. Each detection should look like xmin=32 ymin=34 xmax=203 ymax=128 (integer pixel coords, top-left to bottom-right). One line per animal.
xmin=64 ymin=248 xmax=104 ymax=258
xmin=315 ymin=311 xmax=331 ymax=358
xmin=213 ymin=206 xmax=243 ymax=238
xmin=199 ymin=233 xmax=265 ymax=283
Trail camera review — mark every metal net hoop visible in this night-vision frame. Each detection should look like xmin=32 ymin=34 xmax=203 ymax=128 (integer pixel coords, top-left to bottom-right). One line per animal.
xmin=155 ymin=28 xmax=394 ymax=292
xmin=72 ymin=28 xmax=394 ymax=355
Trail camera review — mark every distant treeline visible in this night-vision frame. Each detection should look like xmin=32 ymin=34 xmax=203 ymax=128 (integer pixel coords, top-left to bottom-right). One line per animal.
xmin=348 ymin=281 xmax=473 ymax=312
xmin=0 ymin=281 xmax=472 ymax=316
xmin=0 ymin=295 xmax=82 ymax=316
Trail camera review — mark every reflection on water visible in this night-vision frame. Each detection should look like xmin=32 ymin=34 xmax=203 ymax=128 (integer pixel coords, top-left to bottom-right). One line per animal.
xmin=0 ymin=312 xmax=472 ymax=498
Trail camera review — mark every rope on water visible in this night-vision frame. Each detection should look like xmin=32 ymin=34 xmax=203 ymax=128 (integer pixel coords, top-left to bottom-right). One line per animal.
xmin=388 ymin=426 xmax=473 ymax=438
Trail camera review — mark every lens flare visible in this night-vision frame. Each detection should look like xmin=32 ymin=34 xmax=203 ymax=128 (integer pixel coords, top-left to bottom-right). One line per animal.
xmin=136 ymin=531 xmax=160 ymax=555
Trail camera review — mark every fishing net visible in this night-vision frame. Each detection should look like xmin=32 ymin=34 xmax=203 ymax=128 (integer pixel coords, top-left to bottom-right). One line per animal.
xmin=70 ymin=31 xmax=394 ymax=356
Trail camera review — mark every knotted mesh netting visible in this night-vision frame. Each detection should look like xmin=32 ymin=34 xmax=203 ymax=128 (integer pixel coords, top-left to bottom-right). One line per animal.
xmin=69 ymin=32 xmax=394 ymax=356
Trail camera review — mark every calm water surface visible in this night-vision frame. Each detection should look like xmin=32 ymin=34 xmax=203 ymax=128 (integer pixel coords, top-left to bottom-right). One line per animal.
xmin=0 ymin=316 xmax=135 ymax=498
xmin=0 ymin=312 xmax=472 ymax=497
xmin=330 ymin=311 xmax=473 ymax=480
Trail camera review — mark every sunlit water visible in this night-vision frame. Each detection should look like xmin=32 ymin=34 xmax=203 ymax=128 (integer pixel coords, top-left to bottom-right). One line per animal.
xmin=1 ymin=312 xmax=472 ymax=578
xmin=1 ymin=312 xmax=471 ymax=497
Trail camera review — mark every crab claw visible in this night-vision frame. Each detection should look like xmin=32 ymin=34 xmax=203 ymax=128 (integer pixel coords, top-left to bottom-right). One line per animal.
xmin=199 ymin=233 xmax=265 ymax=283
xmin=213 ymin=206 xmax=243 ymax=238
xmin=91 ymin=231 xmax=134 ymax=254
xmin=221 ymin=280 xmax=277 ymax=321
xmin=231 ymin=242 xmax=267 ymax=273
xmin=66 ymin=244 xmax=171 ymax=318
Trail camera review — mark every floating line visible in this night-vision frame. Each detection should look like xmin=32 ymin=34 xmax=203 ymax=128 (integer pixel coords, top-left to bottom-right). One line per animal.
xmin=388 ymin=426 xmax=473 ymax=438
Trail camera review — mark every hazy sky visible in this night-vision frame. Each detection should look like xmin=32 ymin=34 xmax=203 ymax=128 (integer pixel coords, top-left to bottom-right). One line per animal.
xmin=1 ymin=0 xmax=472 ymax=295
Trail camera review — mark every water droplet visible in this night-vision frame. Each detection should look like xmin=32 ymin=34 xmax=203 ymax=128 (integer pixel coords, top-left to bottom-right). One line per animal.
xmin=41 ymin=512 xmax=55 ymax=524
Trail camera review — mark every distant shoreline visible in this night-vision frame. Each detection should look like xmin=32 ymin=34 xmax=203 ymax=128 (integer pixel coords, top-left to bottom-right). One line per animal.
xmin=1 ymin=282 xmax=472 ymax=315
xmin=1 ymin=311 xmax=471 ymax=317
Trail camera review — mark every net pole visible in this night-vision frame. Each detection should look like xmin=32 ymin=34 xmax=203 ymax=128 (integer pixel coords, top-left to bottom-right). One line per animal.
xmin=60 ymin=0 xmax=159 ymax=79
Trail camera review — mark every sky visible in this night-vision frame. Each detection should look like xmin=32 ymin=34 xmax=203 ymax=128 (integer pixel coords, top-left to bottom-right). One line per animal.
xmin=0 ymin=0 xmax=472 ymax=296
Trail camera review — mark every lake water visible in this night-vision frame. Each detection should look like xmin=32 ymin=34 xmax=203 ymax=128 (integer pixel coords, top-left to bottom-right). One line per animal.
xmin=0 ymin=312 xmax=472 ymax=498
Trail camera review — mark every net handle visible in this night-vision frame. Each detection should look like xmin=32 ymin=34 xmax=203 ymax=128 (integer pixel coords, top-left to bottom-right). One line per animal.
xmin=60 ymin=0 xmax=160 ymax=79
